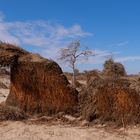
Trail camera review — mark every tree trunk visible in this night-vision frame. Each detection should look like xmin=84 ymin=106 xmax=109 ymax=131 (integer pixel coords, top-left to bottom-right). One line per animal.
xmin=72 ymin=63 xmax=76 ymax=88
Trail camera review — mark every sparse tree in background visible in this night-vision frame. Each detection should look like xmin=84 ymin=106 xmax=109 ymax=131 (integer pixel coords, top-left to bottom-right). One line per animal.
xmin=103 ymin=58 xmax=126 ymax=77
xmin=58 ymin=40 xmax=94 ymax=87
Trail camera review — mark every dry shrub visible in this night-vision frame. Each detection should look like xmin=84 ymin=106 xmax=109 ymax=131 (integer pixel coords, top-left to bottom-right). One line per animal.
xmin=103 ymin=59 xmax=126 ymax=77
xmin=85 ymin=70 xmax=100 ymax=83
xmin=0 ymin=104 xmax=27 ymax=121
xmin=79 ymin=77 xmax=140 ymax=125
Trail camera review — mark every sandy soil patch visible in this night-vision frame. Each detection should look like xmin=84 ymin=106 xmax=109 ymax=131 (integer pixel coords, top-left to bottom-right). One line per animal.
xmin=0 ymin=121 xmax=140 ymax=140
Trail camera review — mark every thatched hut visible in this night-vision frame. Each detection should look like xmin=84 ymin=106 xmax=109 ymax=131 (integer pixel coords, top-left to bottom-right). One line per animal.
xmin=79 ymin=77 xmax=140 ymax=125
xmin=0 ymin=43 xmax=78 ymax=114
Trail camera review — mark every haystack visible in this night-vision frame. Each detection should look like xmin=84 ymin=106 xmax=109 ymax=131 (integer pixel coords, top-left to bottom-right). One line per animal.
xmin=103 ymin=59 xmax=126 ymax=77
xmin=0 ymin=42 xmax=78 ymax=114
xmin=79 ymin=77 xmax=140 ymax=125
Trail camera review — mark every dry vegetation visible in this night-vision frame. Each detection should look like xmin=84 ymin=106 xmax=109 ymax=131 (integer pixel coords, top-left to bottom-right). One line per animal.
xmin=0 ymin=72 xmax=140 ymax=140
xmin=103 ymin=58 xmax=126 ymax=77
xmin=0 ymin=104 xmax=26 ymax=121
xmin=0 ymin=43 xmax=140 ymax=127
xmin=0 ymin=43 xmax=140 ymax=139
xmin=65 ymin=59 xmax=140 ymax=126
xmin=79 ymin=77 xmax=140 ymax=126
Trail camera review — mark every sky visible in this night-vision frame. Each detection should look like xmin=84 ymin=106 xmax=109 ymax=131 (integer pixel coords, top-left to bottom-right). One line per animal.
xmin=0 ymin=0 xmax=140 ymax=74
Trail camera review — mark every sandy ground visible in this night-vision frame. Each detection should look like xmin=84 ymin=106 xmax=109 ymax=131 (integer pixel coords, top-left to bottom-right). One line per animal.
xmin=0 ymin=121 xmax=140 ymax=140
xmin=0 ymin=74 xmax=140 ymax=140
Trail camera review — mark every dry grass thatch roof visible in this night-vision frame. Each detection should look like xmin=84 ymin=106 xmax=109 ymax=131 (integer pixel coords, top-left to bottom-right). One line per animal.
xmin=0 ymin=42 xmax=48 ymax=66
xmin=0 ymin=42 xmax=78 ymax=114
xmin=79 ymin=77 xmax=140 ymax=126
xmin=0 ymin=42 xmax=28 ymax=66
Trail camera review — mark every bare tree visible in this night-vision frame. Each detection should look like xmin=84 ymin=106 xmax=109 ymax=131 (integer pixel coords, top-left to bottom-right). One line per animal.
xmin=58 ymin=40 xmax=94 ymax=87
